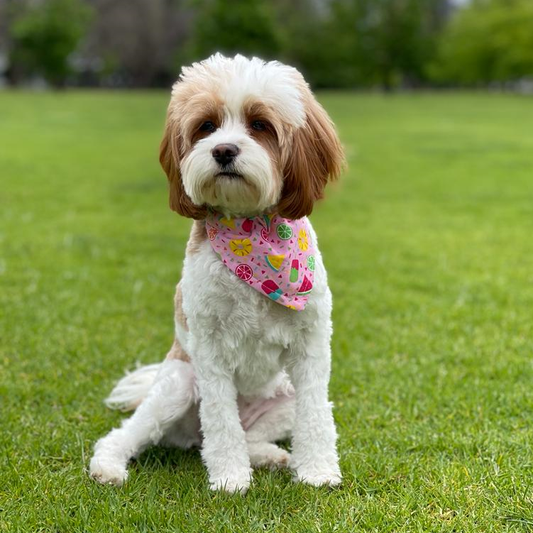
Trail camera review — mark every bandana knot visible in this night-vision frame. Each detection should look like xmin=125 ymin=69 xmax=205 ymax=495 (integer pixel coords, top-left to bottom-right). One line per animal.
xmin=205 ymin=212 xmax=316 ymax=311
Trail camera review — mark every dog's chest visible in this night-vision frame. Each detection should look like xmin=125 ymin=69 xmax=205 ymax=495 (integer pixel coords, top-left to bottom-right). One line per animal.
xmin=180 ymin=238 xmax=328 ymax=392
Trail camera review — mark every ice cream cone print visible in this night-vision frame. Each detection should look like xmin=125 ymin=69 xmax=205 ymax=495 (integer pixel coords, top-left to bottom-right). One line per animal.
xmin=289 ymin=259 xmax=299 ymax=282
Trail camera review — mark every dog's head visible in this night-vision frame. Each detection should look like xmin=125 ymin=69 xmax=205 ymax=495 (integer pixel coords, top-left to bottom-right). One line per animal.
xmin=160 ymin=54 xmax=344 ymax=219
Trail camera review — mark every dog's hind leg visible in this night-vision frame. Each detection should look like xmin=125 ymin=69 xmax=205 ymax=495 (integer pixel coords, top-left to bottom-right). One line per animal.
xmin=89 ymin=359 xmax=197 ymax=486
xmin=245 ymin=395 xmax=295 ymax=469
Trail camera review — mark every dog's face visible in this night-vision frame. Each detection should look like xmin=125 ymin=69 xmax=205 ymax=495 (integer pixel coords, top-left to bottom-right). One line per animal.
xmin=160 ymin=54 xmax=344 ymax=219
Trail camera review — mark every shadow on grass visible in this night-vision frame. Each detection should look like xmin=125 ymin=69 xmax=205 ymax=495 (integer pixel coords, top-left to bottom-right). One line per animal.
xmin=132 ymin=445 xmax=203 ymax=474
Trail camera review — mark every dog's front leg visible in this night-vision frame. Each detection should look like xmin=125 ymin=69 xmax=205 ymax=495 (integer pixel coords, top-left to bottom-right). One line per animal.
xmin=287 ymin=329 xmax=341 ymax=487
xmin=195 ymin=361 xmax=252 ymax=493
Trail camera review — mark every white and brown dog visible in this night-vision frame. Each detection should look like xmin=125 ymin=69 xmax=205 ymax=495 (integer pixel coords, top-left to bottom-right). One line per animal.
xmin=89 ymin=54 xmax=345 ymax=493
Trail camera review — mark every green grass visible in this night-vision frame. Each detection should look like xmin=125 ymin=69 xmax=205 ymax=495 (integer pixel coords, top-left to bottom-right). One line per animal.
xmin=2 ymin=89 xmax=533 ymax=532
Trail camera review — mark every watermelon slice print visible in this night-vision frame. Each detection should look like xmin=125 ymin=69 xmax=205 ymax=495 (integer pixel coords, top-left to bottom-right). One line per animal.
xmin=265 ymin=254 xmax=285 ymax=271
xmin=297 ymin=275 xmax=313 ymax=295
xmin=261 ymin=227 xmax=270 ymax=241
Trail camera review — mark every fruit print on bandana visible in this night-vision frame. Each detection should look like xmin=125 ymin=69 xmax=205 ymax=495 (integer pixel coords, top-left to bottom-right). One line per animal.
xmin=229 ymin=238 xmax=252 ymax=257
xmin=205 ymin=212 xmax=316 ymax=311
xmin=235 ymin=263 xmax=253 ymax=281
xmin=298 ymin=229 xmax=309 ymax=251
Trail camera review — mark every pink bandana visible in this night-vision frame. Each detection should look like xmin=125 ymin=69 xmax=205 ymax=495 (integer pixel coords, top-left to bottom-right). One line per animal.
xmin=205 ymin=212 xmax=316 ymax=311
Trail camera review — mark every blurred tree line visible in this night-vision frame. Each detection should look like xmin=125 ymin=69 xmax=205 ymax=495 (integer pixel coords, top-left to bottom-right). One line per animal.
xmin=1 ymin=0 xmax=533 ymax=89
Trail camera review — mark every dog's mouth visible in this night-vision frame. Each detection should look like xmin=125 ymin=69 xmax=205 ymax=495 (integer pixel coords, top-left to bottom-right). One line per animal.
xmin=215 ymin=171 xmax=244 ymax=180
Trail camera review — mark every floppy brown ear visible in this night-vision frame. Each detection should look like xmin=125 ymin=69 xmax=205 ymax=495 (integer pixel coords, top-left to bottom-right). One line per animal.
xmin=159 ymin=112 xmax=207 ymax=220
xmin=277 ymin=92 xmax=345 ymax=220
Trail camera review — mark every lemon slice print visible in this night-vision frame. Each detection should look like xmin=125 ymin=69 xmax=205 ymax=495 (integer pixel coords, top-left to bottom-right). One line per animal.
xmin=220 ymin=217 xmax=235 ymax=229
xmin=298 ymin=229 xmax=309 ymax=251
xmin=230 ymin=238 xmax=252 ymax=257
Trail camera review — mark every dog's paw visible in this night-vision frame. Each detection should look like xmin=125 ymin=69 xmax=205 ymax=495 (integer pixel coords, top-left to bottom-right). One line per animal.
xmin=209 ymin=471 xmax=251 ymax=494
xmin=89 ymin=456 xmax=128 ymax=486
xmin=293 ymin=463 xmax=342 ymax=487
xmin=250 ymin=444 xmax=291 ymax=470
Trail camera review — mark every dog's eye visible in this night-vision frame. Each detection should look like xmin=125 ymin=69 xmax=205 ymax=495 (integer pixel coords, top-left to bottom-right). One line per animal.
xmin=199 ymin=121 xmax=217 ymax=133
xmin=251 ymin=120 xmax=266 ymax=132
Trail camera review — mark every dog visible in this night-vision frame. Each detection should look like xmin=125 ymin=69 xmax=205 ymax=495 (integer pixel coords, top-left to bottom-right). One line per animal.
xmin=89 ymin=54 xmax=345 ymax=493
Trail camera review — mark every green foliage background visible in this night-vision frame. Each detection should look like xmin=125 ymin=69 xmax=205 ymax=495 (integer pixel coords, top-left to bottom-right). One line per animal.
xmin=5 ymin=0 xmax=533 ymax=88
xmin=432 ymin=0 xmax=533 ymax=85
xmin=190 ymin=0 xmax=281 ymax=60
xmin=8 ymin=0 xmax=92 ymax=87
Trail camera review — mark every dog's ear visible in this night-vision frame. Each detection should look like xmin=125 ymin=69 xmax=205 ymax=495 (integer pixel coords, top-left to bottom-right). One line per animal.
xmin=277 ymin=89 xmax=345 ymax=220
xmin=159 ymin=111 xmax=207 ymax=220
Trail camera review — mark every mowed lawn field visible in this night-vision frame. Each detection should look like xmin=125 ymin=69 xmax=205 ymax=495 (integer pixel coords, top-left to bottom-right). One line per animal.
xmin=1 ymin=90 xmax=533 ymax=533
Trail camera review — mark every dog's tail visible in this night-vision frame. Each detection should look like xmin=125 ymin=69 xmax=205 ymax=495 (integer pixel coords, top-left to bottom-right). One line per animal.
xmin=104 ymin=363 xmax=161 ymax=412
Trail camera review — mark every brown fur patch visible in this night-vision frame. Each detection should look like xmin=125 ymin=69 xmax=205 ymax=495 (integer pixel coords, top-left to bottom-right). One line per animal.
xmin=160 ymin=82 xmax=225 ymax=220
xmin=165 ymin=220 xmax=205 ymax=364
xmin=186 ymin=220 xmax=207 ymax=255
xmin=159 ymin=116 xmax=207 ymax=220
xmin=165 ymin=338 xmax=190 ymax=362
xmin=243 ymin=99 xmax=284 ymax=167
xmin=174 ymin=280 xmax=188 ymax=331
xmin=165 ymin=281 xmax=190 ymax=362
xmin=276 ymin=78 xmax=345 ymax=219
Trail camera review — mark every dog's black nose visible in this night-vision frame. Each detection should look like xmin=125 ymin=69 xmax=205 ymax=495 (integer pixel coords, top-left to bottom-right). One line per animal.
xmin=212 ymin=144 xmax=240 ymax=166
